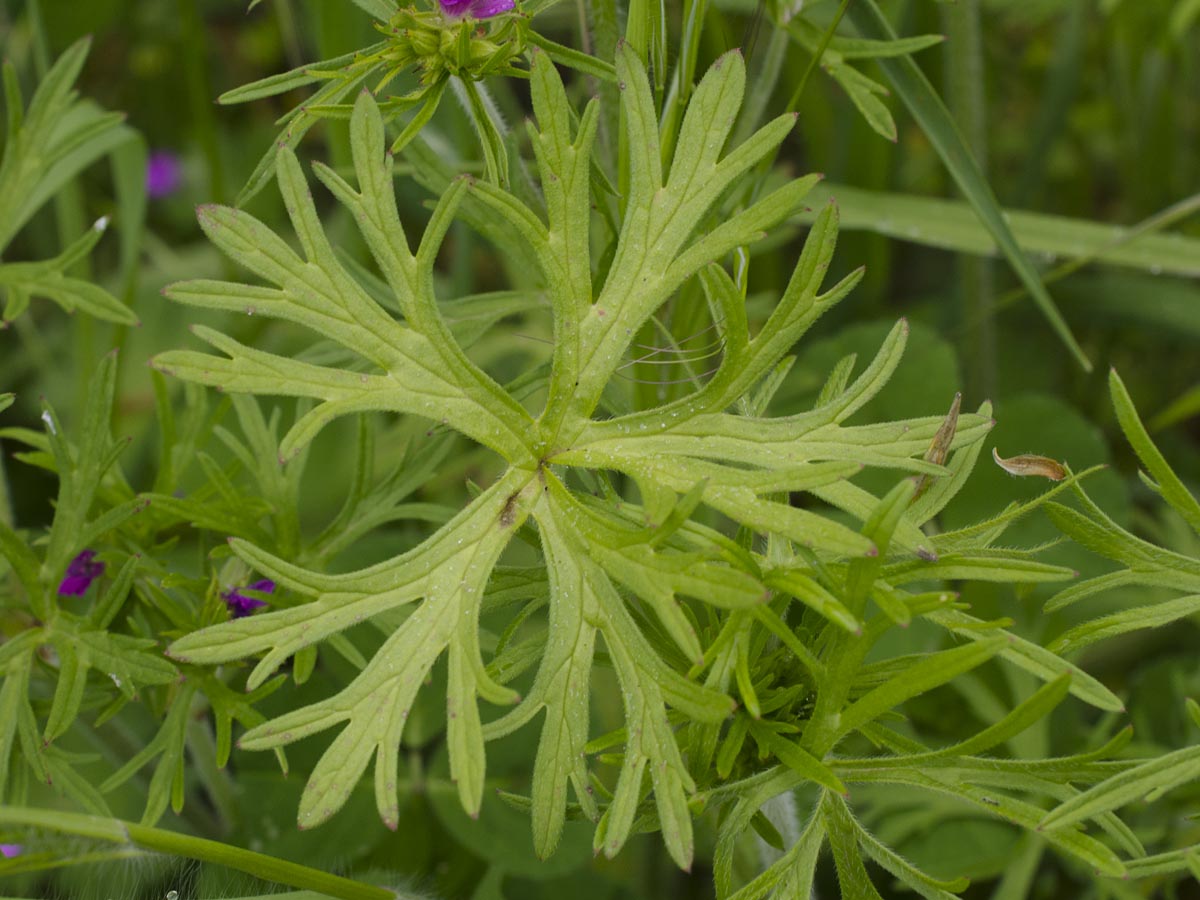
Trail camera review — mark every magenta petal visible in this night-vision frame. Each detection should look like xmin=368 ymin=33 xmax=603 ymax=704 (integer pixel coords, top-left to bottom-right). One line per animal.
xmin=468 ymin=0 xmax=514 ymax=15
xmin=58 ymin=550 xmax=105 ymax=596
xmin=222 ymin=579 xmax=275 ymax=618
xmin=0 ymin=844 xmax=21 ymax=859
xmin=58 ymin=574 xmax=94 ymax=596
xmin=145 ymin=151 xmax=183 ymax=199
xmin=439 ymin=0 xmax=512 ymax=18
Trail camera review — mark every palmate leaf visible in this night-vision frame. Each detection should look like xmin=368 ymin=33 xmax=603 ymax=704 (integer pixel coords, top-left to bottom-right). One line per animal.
xmin=159 ymin=44 xmax=1003 ymax=866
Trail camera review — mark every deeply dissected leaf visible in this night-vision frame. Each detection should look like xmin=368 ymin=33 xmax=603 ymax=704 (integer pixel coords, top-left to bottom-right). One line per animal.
xmin=137 ymin=37 xmax=1148 ymax=887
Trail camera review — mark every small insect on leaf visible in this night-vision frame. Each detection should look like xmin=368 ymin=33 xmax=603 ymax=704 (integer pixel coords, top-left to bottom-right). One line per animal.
xmin=992 ymin=447 xmax=1067 ymax=481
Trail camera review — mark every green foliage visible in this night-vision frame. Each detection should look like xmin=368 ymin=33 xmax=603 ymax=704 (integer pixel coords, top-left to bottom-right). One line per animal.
xmin=841 ymin=0 xmax=1090 ymax=372
xmin=0 ymin=38 xmax=138 ymax=326
xmin=146 ymin=34 xmax=1197 ymax=897
xmin=2 ymin=3 xmax=1200 ymax=900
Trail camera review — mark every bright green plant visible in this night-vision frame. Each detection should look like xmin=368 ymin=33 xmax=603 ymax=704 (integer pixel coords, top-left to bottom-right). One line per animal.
xmin=144 ymin=34 xmax=1197 ymax=893
xmin=2 ymin=5 xmax=1200 ymax=900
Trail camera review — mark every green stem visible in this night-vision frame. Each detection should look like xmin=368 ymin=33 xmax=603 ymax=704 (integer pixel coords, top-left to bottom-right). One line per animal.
xmin=799 ymin=630 xmax=872 ymax=758
xmin=186 ymin=714 xmax=240 ymax=833
xmin=784 ymin=0 xmax=851 ymax=115
xmin=182 ymin=0 xmax=228 ymax=204
xmin=729 ymin=0 xmax=849 ymax=219
xmin=942 ymin=0 xmax=995 ymax=400
xmin=0 ymin=807 xmax=398 ymax=900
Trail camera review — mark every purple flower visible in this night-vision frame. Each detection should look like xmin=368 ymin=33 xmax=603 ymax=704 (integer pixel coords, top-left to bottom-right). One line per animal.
xmin=222 ymin=579 xmax=275 ymax=618
xmin=0 ymin=844 xmax=21 ymax=858
xmin=145 ymin=151 xmax=183 ymax=198
xmin=58 ymin=550 xmax=105 ymax=596
xmin=439 ymin=0 xmax=514 ymax=19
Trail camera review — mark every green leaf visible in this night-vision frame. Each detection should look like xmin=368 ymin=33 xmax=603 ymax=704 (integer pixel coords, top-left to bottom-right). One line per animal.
xmin=218 ymin=48 xmax=379 ymax=105
xmin=519 ymin=517 xmax=600 ymax=857
xmin=799 ymin=183 xmax=1200 ymax=279
xmin=526 ymin=32 xmax=618 ymax=82
xmin=844 ymin=768 xmax=1126 ymax=876
xmin=1043 ymin=501 xmax=1200 ymax=580
xmin=838 ymin=796 xmax=969 ymax=900
xmin=0 ymin=222 xmax=137 ymax=326
xmin=236 ymin=71 xmax=373 ymax=206
xmin=931 ymin=610 xmax=1125 ymax=712
xmin=0 ymin=520 xmax=42 ymax=601
xmin=148 ymin=45 xmax=1109 ymax=870
xmin=100 ymin=685 xmax=194 ymax=825
xmin=836 ymin=676 xmax=1073 ymax=775
xmin=1038 ymin=745 xmax=1200 ymax=833
xmin=883 ymin=553 xmax=1076 ymax=586
xmin=350 ymin=0 xmax=398 ymax=21
xmin=1124 ymin=845 xmax=1200 ymax=879
xmin=226 ymin=471 xmax=534 ymax=828
xmin=1048 ymin=593 xmax=1200 ymax=655
xmin=828 ymin=33 xmax=945 ymax=61
xmin=763 ymin=569 xmax=860 ymax=633
xmin=0 ymin=650 xmax=33 ymax=802
xmin=835 ymin=638 xmax=1006 ymax=743
xmin=1109 ymin=368 xmax=1200 ymax=533
xmin=746 ymin=721 xmax=846 ymax=795
xmin=828 ymin=63 xmax=896 ymax=142
xmin=43 ymin=642 xmax=88 ymax=743
xmin=823 ymin=793 xmax=886 ymax=900
xmin=457 ymin=78 xmax=509 ymax=187
xmin=845 ymin=479 xmax=917 ymax=619
xmin=726 ymin=804 xmax=826 ymax=900
xmin=859 ymin=833 xmax=967 ymax=900
xmin=0 ymin=39 xmax=107 ymax=248
xmin=169 ymin=470 xmax=532 ymax=677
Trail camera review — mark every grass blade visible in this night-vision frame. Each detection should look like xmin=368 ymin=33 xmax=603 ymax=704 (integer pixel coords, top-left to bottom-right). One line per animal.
xmin=843 ymin=0 xmax=1092 ymax=371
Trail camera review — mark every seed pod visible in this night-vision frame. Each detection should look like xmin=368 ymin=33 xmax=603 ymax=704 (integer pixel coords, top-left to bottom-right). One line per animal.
xmin=991 ymin=447 xmax=1067 ymax=481
xmin=911 ymin=392 xmax=962 ymax=502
